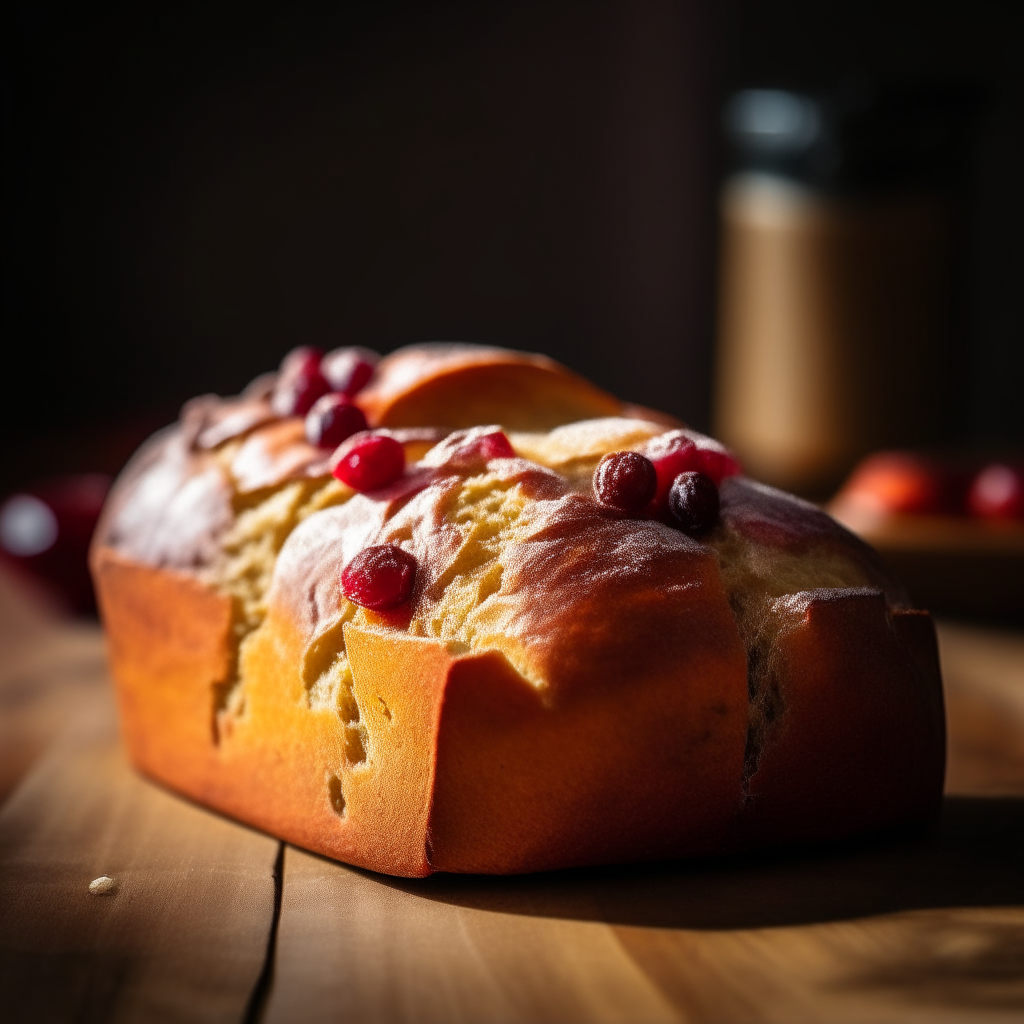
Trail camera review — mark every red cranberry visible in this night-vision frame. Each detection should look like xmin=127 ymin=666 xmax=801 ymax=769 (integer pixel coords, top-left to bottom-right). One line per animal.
xmin=643 ymin=432 xmax=742 ymax=508
xmin=593 ymin=452 xmax=657 ymax=513
xmin=967 ymin=464 xmax=1024 ymax=520
xmin=305 ymin=394 xmax=368 ymax=448
xmin=271 ymin=346 xmax=333 ymax=416
xmin=322 ymin=347 xmax=380 ymax=397
xmin=645 ymin=434 xmax=699 ymax=507
xmin=341 ymin=544 xmax=417 ymax=610
xmin=279 ymin=346 xmax=324 ymax=378
xmin=331 ymin=433 xmax=405 ymax=492
xmin=477 ymin=430 xmax=516 ymax=460
xmin=668 ymin=471 xmax=720 ymax=535
xmin=458 ymin=429 xmax=516 ymax=462
xmin=422 ymin=428 xmax=516 ymax=472
xmin=694 ymin=446 xmax=742 ymax=486
xmin=271 ymin=368 xmax=332 ymax=417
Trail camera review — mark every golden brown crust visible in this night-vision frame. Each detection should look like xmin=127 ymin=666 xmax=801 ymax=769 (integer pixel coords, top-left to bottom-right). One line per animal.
xmin=93 ymin=548 xmax=232 ymax=784
xmin=90 ymin=345 xmax=946 ymax=876
xmin=94 ymin=427 xmax=233 ymax=571
xmin=359 ymin=344 xmax=625 ymax=430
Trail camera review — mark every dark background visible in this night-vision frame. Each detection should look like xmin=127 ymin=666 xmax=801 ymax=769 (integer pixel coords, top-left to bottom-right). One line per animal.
xmin=6 ymin=1 xmax=1022 ymax=490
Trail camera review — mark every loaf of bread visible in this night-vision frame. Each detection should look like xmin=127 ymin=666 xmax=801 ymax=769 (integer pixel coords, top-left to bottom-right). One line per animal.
xmin=90 ymin=344 xmax=945 ymax=876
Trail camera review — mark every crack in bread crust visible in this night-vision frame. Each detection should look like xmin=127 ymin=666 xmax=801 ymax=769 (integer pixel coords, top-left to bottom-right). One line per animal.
xmin=711 ymin=526 xmax=889 ymax=791
xmin=203 ymin=477 xmax=354 ymax=741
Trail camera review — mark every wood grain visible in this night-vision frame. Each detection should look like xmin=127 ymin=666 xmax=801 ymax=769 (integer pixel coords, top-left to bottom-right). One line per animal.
xmin=263 ymin=845 xmax=679 ymax=1024
xmin=260 ymin=799 xmax=1024 ymax=1023
xmin=0 ymin=681 xmax=280 ymax=1023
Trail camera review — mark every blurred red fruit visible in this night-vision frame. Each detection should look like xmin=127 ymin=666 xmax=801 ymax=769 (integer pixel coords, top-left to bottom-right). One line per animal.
xmin=842 ymin=452 xmax=949 ymax=516
xmin=455 ymin=429 xmax=516 ymax=463
xmin=321 ymin=347 xmax=380 ymax=397
xmin=967 ymin=464 xmax=1024 ymax=521
xmin=279 ymin=346 xmax=324 ymax=378
xmin=644 ymin=433 xmax=699 ymax=509
xmin=305 ymin=394 xmax=368 ymax=448
xmin=271 ymin=369 xmax=331 ymax=417
xmin=0 ymin=474 xmax=111 ymax=615
xmin=271 ymin=346 xmax=332 ymax=416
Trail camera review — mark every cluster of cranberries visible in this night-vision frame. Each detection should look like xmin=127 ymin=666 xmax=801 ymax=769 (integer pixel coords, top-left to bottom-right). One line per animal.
xmin=335 ymin=427 xmax=525 ymax=610
xmin=267 ymin=344 xmax=425 ymax=611
xmin=271 ymin=345 xmax=380 ymax=448
xmin=593 ymin=434 xmax=741 ymax=536
xmin=333 ymin=432 xmax=417 ymax=610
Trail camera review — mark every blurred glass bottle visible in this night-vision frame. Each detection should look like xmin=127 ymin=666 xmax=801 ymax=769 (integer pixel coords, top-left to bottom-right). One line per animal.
xmin=714 ymin=81 xmax=979 ymax=496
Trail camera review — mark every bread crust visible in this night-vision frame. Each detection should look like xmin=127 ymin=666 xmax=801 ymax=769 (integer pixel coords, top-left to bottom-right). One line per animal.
xmin=90 ymin=346 xmax=945 ymax=876
xmin=359 ymin=344 xmax=625 ymax=430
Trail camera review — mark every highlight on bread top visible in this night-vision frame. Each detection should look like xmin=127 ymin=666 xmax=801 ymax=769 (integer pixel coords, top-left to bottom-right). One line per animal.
xmin=89 ymin=342 xmax=945 ymax=877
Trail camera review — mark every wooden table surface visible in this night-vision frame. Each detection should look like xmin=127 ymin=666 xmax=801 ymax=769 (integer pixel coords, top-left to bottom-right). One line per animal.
xmin=1 ymin=566 xmax=1022 ymax=1023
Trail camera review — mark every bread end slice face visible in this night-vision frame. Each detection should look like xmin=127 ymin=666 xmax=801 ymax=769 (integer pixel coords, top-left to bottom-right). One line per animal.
xmin=738 ymin=591 xmax=945 ymax=847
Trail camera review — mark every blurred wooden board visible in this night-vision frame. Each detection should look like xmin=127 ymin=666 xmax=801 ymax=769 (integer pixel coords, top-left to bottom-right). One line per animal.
xmin=0 ymin=693 xmax=280 ymax=1023
xmin=941 ymin=622 xmax=1024 ymax=796
xmin=1 ymin=563 xmax=1022 ymax=1023
xmin=0 ymin=567 xmax=110 ymax=803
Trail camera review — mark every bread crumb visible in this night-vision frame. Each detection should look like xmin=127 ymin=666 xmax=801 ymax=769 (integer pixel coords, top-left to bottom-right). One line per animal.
xmin=89 ymin=875 xmax=116 ymax=895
